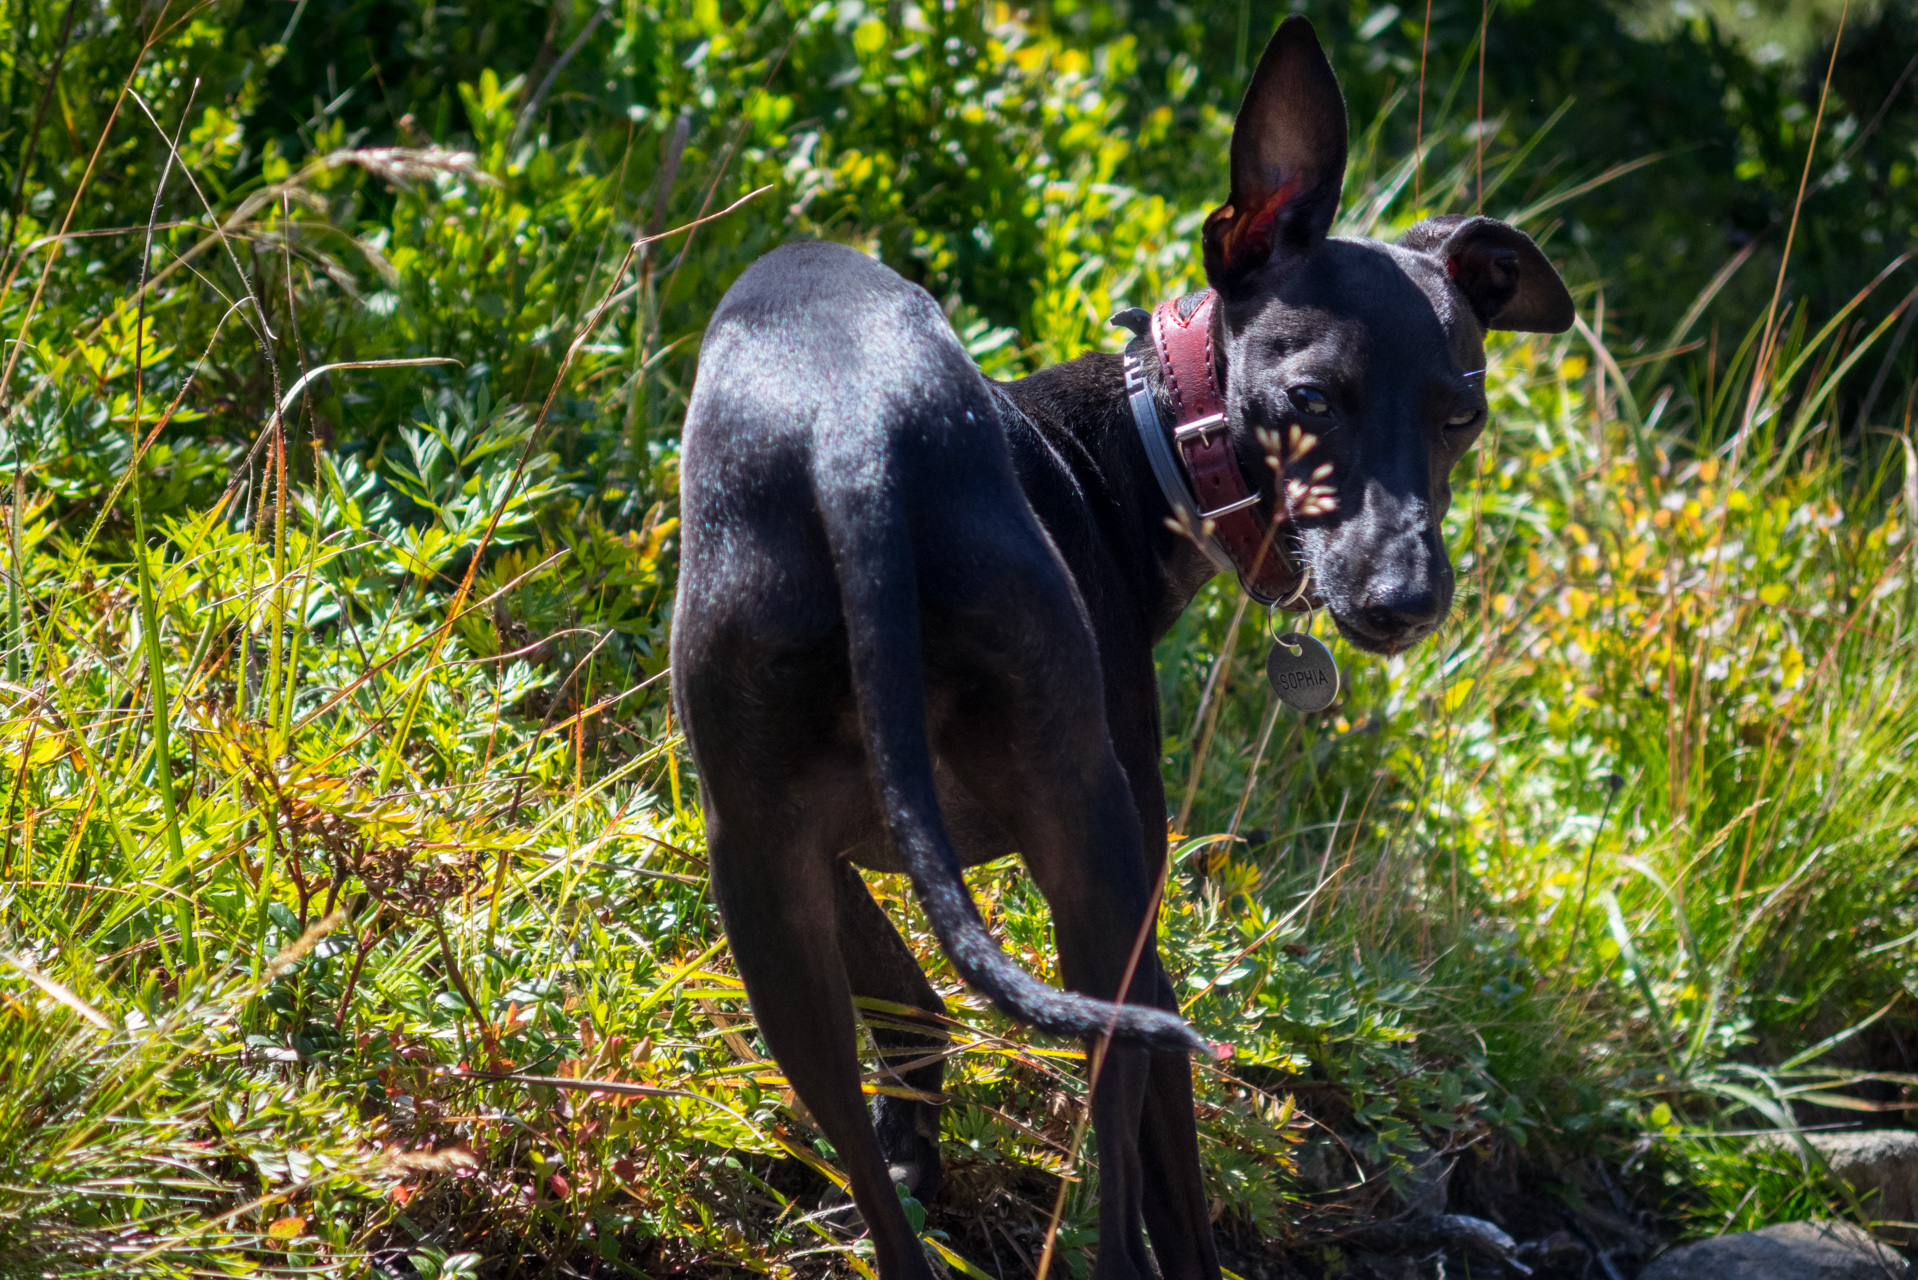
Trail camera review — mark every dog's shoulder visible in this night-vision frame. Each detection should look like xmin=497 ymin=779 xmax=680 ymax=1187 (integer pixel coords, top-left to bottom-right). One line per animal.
xmin=1000 ymin=351 xmax=1129 ymax=454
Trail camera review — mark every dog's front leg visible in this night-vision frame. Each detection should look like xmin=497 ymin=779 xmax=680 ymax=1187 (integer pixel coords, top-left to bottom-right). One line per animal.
xmin=1111 ymin=685 xmax=1223 ymax=1280
xmin=953 ymin=741 xmax=1170 ymax=1280
xmin=1137 ymin=971 xmax=1223 ymax=1280
xmin=1038 ymin=853 xmax=1167 ymax=1280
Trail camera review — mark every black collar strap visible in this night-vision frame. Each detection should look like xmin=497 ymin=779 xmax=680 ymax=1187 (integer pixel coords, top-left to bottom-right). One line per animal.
xmin=1113 ymin=304 xmax=1309 ymax=609
xmin=1120 ymin=333 xmax=1238 ymax=579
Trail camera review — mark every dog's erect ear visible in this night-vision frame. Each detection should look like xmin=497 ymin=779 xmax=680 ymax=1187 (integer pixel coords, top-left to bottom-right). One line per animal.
xmin=1400 ymin=214 xmax=1576 ymax=333
xmin=1202 ymin=16 xmax=1347 ymax=288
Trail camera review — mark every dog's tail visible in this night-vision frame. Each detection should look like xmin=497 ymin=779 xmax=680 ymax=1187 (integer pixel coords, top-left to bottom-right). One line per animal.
xmin=813 ymin=450 xmax=1212 ymax=1059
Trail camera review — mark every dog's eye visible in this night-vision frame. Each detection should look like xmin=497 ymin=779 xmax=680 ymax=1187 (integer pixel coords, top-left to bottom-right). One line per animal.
xmin=1289 ymin=386 xmax=1332 ymax=418
xmin=1446 ymin=407 xmax=1484 ymax=430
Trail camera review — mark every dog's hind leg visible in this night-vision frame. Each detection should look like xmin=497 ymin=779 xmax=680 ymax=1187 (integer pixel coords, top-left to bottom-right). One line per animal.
xmin=702 ymin=801 xmax=937 ymax=1280
xmin=834 ymin=862 xmax=950 ymax=1201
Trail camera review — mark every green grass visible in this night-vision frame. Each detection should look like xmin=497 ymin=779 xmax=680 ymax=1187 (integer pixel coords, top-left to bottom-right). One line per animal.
xmin=1 ymin=3 xmax=1916 ymax=1277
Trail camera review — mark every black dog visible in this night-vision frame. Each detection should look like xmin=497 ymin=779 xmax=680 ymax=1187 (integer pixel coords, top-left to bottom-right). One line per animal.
xmin=672 ymin=17 xmax=1572 ymax=1280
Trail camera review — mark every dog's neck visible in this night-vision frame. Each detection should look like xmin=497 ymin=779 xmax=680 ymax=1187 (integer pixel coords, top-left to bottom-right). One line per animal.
xmin=999 ymin=348 xmax=1229 ymax=641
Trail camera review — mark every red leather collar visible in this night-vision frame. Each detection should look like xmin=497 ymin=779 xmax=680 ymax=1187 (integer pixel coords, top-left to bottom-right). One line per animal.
xmin=1149 ymin=291 xmax=1307 ymax=609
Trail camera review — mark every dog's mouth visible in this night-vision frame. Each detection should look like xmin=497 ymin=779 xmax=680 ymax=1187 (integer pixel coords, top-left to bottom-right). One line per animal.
xmin=1326 ymin=606 xmax=1437 ymax=656
xmin=1282 ymin=539 xmax=1446 ymax=655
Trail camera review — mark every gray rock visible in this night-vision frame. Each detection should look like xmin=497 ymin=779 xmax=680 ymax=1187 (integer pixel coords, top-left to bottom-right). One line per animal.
xmin=1341 ymin=1214 xmax=1519 ymax=1262
xmin=1640 ymin=1220 xmax=1910 ymax=1280
xmin=1755 ymin=1130 xmax=1918 ymax=1224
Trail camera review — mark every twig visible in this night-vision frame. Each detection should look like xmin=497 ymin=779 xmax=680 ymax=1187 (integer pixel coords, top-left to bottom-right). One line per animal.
xmin=0 ymin=716 xmax=39 ymax=878
xmin=507 ymin=625 xmax=619 ymax=820
xmin=1225 ymin=690 xmax=1288 ymax=846
xmin=1476 ymin=0 xmax=1489 ymax=213
xmin=1741 ymin=0 xmax=1850 ymax=449
xmin=1035 ymin=822 xmax=1204 ymax=1280
xmin=128 ymin=86 xmax=281 ymax=344
xmin=128 ymin=79 xmax=198 ymax=869
xmin=1561 ymin=773 xmax=1627 ymax=971
xmin=654 ymin=33 xmax=792 ymax=317
xmin=1414 ymin=0 xmax=1434 ymax=207
xmin=1826 ymin=49 xmax=1918 ymax=179
xmin=0 ymin=0 xmax=83 ymax=272
xmin=1858 ymin=275 xmax=1918 ymax=429
xmin=0 ymin=0 xmax=205 ymax=415
xmin=370 ymin=182 xmax=769 ymax=790
xmin=508 ymin=1 xmax=613 ymax=154
xmin=431 ymin=912 xmax=485 ymax=1029
xmin=334 ymin=911 xmax=392 ymax=1033
xmin=1176 ymin=594 xmax=1251 ymax=833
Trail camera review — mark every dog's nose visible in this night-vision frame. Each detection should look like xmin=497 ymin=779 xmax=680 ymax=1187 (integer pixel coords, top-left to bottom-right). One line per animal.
xmin=1360 ymin=585 xmax=1442 ymax=636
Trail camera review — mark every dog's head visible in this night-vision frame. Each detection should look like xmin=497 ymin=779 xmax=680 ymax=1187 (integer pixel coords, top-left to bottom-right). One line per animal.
xmin=1202 ymin=17 xmax=1573 ymax=655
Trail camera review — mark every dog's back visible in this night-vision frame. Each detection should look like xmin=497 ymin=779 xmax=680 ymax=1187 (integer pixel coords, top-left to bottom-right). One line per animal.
xmin=673 ymin=238 xmax=1205 ymax=1052
xmin=676 ymin=240 xmax=995 ymax=650
xmin=673 ymin=239 xmax=1007 ymax=782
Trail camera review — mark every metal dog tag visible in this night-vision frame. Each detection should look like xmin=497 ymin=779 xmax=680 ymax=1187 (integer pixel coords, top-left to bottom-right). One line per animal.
xmin=1266 ymin=632 xmax=1339 ymax=712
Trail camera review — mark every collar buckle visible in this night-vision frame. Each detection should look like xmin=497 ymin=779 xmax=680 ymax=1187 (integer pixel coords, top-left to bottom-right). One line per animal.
xmin=1173 ymin=412 xmax=1228 ymax=444
xmin=1197 ymin=491 xmax=1262 ymax=521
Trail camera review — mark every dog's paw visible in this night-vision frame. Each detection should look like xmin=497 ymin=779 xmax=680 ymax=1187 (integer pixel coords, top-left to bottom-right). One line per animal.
xmin=887 ymin=1153 xmax=940 ymax=1201
xmin=873 ymin=1097 xmax=944 ymax=1201
xmin=881 ymin=1132 xmax=943 ymax=1201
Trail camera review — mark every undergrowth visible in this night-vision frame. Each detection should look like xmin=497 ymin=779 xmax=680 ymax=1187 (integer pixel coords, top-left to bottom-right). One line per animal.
xmin=1 ymin=2 xmax=1916 ymax=1278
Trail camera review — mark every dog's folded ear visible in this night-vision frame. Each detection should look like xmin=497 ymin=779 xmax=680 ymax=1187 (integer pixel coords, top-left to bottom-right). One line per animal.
xmin=1203 ymin=16 xmax=1347 ymax=288
xmin=1400 ymin=215 xmax=1576 ymax=334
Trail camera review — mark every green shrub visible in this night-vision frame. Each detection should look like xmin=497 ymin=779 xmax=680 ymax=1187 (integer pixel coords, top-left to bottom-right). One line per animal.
xmin=1 ymin=1 xmax=1914 ymax=1275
